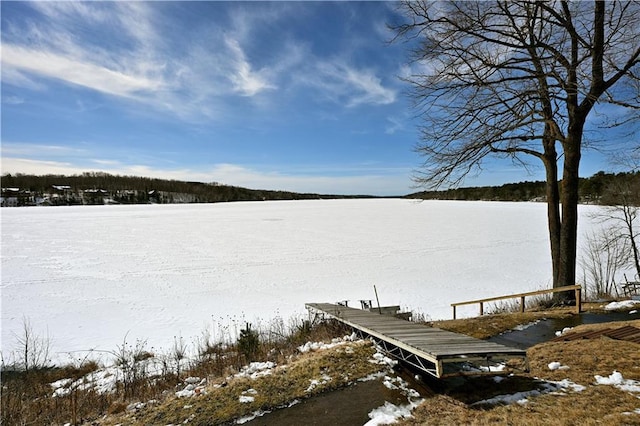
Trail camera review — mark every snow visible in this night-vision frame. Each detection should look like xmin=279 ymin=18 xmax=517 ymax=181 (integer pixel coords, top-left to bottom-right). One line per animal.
xmin=604 ymin=300 xmax=640 ymax=311
xmin=0 ymin=199 xmax=616 ymax=364
xmin=595 ymin=371 xmax=640 ymax=394
xmin=234 ymin=362 xmax=276 ymax=380
xmin=239 ymin=395 xmax=255 ymax=403
xmin=471 ymin=379 xmax=585 ymax=407
xmin=555 ymin=327 xmax=573 ymax=337
xmin=365 ymin=401 xmax=414 ymax=426
xmin=365 ymin=374 xmax=424 ymax=425
xmin=548 ymin=361 xmax=570 ymax=371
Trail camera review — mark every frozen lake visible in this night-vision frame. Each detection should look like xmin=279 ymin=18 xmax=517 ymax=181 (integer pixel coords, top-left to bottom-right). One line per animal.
xmin=1 ymin=199 xmax=600 ymax=363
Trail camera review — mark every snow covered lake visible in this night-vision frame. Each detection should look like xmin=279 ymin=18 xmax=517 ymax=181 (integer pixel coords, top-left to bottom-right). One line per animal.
xmin=1 ymin=199 xmax=601 ymax=363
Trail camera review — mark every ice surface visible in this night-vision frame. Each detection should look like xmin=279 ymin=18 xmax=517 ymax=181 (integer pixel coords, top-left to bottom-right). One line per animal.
xmin=0 ymin=199 xmax=611 ymax=364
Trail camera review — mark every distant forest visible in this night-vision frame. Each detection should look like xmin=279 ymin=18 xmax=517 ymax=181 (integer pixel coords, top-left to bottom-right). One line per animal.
xmin=1 ymin=170 xmax=639 ymax=206
xmin=407 ymin=171 xmax=640 ymax=205
xmin=0 ymin=172 xmax=373 ymax=206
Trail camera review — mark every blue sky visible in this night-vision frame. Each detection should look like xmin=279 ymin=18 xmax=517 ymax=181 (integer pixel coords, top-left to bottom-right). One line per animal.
xmin=1 ymin=2 xmax=634 ymax=196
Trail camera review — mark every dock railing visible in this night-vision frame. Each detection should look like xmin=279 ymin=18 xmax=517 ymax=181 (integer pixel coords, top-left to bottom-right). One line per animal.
xmin=451 ymin=284 xmax=582 ymax=319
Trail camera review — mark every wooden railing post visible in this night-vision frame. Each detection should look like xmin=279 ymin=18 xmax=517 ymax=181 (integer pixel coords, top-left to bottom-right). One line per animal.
xmin=450 ymin=285 xmax=582 ymax=319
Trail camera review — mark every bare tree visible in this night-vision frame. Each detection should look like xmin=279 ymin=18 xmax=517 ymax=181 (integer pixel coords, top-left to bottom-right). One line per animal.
xmin=392 ymin=1 xmax=640 ymax=300
xmin=596 ymin=167 xmax=640 ymax=278
xmin=12 ymin=317 xmax=52 ymax=373
xmin=580 ymin=228 xmax=629 ymax=298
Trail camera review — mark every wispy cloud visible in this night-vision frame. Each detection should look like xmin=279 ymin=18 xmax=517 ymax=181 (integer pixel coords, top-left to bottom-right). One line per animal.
xmin=224 ymin=36 xmax=277 ymax=97
xmin=2 ymin=44 xmax=163 ymax=98
xmin=2 ymin=95 xmax=25 ymax=105
xmin=3 ymin=2 xmax=398 ymax=123
xmin=297 ymin=59 xmax=396 ymax=107
xmin=2 ymin=142 xmax=87 ymax=157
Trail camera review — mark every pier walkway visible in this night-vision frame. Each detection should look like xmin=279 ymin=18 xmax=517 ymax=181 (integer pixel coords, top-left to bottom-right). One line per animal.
xmin=306 ymin=302 xmax=527 ymax=378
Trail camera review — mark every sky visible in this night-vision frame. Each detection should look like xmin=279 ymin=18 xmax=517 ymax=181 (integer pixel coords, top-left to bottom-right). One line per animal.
xmin=1 ymin=1 xmax=636 ymax=196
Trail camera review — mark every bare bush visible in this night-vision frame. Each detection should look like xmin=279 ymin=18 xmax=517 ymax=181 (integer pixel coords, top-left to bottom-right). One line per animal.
xmin=579 ymin=229 xmax=629 ymax=299
xmin=110 ymin=335 xmax=154 ymax=399
xmin=172 ymin=335 xmax=187 ymax=380
xmin=10 ymin=317 xmax=52 ymax=373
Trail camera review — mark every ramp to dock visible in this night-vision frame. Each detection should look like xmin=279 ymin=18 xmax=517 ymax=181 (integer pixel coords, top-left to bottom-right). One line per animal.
xmin=306 ymin=302 xmax=527 ymax=378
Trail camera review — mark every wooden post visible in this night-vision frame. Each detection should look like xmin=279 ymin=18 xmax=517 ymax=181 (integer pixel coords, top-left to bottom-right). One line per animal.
xmin=479 ymin=302 xmax=484 ymax=316
xmin=452 ymin=305 xmax=457 ymax=320
xmin=374 ymin=285 xmax=382 ymax=314
xmin=575 ymin=287 xmax=582 ymax=314
xmin=520 ymin=296 xmax=526 ymax=313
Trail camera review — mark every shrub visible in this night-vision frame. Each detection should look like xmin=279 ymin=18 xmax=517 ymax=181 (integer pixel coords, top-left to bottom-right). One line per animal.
xmin=237 ymin=323 xmax=260 ymax=363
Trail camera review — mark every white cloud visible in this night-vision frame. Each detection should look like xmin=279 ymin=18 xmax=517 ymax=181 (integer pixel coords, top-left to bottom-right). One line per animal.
xmin=1 ymin=158 xmax=82 ymax=176
xmin=224 ymin=36 xmax=277 ymax=97
xmin=343 ymin=66 xmax=396 ymax=106
xmin=2 ymin=44 xmax=163 ymax=98
xmin=1 ymin=143 xmax=87 ymax=157
xmin=300 ymin=59 xmax=396 ymax=107
xmin=203 ymin=164 xmax=410 ymax=195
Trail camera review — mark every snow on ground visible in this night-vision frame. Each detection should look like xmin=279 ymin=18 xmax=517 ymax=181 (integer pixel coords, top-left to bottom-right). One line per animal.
xmin=595 ymin=371 xmax=640 ymax=394
xmin=604 ymin=300 xmax=640 ymax=311
xmin=0 ymin=199 xmax=614 ymax=364
xmin=471 ymin=378 xmax=586 ymax=407
xmin=365 ymin=374 xmax=424 ymax=426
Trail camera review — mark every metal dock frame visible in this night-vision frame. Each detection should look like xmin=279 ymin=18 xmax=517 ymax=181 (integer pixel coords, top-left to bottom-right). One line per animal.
xmin=306 ymin=302 xmax=527 ymax=379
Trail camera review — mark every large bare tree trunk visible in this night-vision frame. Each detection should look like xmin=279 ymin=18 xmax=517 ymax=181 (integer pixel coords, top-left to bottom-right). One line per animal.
xmin=543 ymin=143 xmax=561 ymax=289
xmin=557 ymin=131 xmax=582 ymax=301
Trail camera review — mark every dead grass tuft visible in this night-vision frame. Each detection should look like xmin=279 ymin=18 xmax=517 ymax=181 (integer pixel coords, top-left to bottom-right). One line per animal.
xmin=115 ymin=340 xmax=383 ymax=426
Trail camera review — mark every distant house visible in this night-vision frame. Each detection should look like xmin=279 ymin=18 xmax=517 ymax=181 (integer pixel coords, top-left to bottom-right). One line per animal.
xmin=1 ymin=188 xmax=30 ymax=207
xmin=82 ymin=189 xmax=109 ymax=205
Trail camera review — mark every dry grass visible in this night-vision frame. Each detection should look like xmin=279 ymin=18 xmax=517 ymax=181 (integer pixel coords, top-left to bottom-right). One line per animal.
xmin=98 ymin=340 xmax=384 ymax=426
xmin=429 ymin=302 xmax=612 ymax=339
xmin=430 ymin=309 xmax=575 ymax=339
xmin=5 ymin=304 xmax=638 ymax=425
xmin=1 ymin=319 xmax=352 ymax=426
xmin=398 ymin=318 xmax=640 ymax=426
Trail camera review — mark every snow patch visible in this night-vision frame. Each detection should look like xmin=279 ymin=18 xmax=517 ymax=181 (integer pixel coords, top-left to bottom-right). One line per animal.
xmin=595 ymin=371 xmax=640 ymax=394
xmin=234 ymin=361 xmax=275 ymax=380
xmin=365 ymin=401 xmax=414 ymax=426
xmin=239 ymin=395 xmax=255 ymax=403
xmin=305 ymin=374 xmax=332 ymax=393
xmin=555 ymin=327 xmax=573 ymax=337
xmin=604 ymin=300 xmax=640 ymax=311
xmin=370 ymin=351 xmax=398 ymax=368
xmin=50 ymin=367 xmax=119 ymax=397
xmin=548 ymin=361 xmax=570 ymax=371
xmin=471 ymin=378 xmax=584 ymax=407
xmin=365 ymin=375 xmax=423 ymax=425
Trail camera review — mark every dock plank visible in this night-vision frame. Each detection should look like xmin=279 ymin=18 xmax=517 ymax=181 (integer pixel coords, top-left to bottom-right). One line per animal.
xmin=306 ymin=302 xmax=526 ymax=378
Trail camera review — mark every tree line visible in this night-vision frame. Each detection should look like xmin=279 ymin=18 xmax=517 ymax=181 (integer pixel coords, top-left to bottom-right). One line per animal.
xmin=0 ymin=172 xmax=374 ymax=206
xmin=408 ymin=171 xmax=640 ymax=207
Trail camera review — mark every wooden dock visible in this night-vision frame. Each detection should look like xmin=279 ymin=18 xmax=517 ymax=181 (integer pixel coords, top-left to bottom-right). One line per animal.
xmin=306 ymin=302 xmax=527 ymax=378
